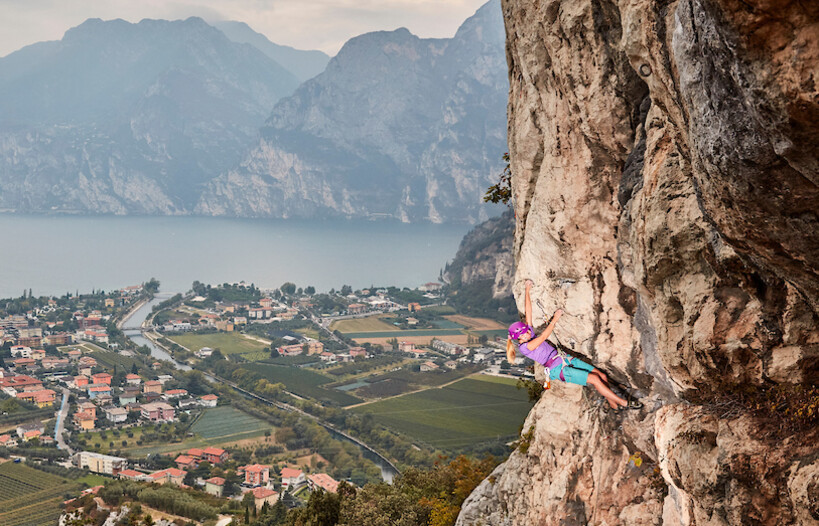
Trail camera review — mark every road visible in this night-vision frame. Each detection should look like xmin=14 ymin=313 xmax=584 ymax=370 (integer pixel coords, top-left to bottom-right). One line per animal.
xmin=54 ymin=388 xmax=72 ymax=454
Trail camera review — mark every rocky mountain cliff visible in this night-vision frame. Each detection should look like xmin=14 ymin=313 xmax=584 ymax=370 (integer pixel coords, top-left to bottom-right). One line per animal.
xmin=444 ymin=209 xmax=516 ymax=320
xmin=0 ymin=17 xmax=300 ymax=214
xmin=196 ymin=1 xmax=508 ymax=224
xmin=458 ymin=0 xmax=819 ymax=524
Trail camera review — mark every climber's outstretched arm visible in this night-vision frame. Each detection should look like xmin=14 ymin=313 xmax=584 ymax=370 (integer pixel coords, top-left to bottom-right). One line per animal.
xmin=524 ymin=309 xmax=563 ymax=351
xmin=524 ymin=280 xmax=533 ymax=326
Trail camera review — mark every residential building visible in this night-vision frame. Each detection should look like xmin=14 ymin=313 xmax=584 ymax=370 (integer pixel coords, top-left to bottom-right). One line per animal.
xmin=91 ymin=373 xmax=112 ymax=385
xmin=319 ymin=352 xmax=336 ymax=363
xmin=349 ymin=347 xmax=368 ymax=358
xmin=399 ymin=342 xmax=415 ymax=353
xmin=16 ymin=388 xmax=56 ymax=407
xmin=88 ymin=385 xmax=112 ymax=400
xmin=30 ymin=349 xmax=46 ymax=360
xmin=105 ymin=407 xmax=128 ymax=423
xmin=0 ymin=375 xmax=43 ymax=395
xmin=205 ymin=477 xmax=225 ymax=497
xmin=445 ymin=360 xmax=458 ymax=369
xmin=242 ymin=464 xmax=270 ymax=486
xmin=163 ymin=388 xmax=188 ymax=399
xmin=307 ymin=473 xmax=339 ymax=493
xmin=202 ymin=446 xmax=228 ymax=464
xmin=41 ymin=357 xmax=69 ymax=369
xmin=347 ymin=303 xmax=367 ymax=315
xmin=125 ymin=374 xmax=141 ymax=386
xmin=118 ymin=469 xmax=148 ymax=481
xmin=23 ymin=429 xmax=42 ymax=441
xmin=11 ymin=358 xmax=36 ymax=370
xmin=10 ymin=346 xmax=32 ymax=358
xmin=78 ymin=356 xmax=97 ymax=367
xmin=44 ymin=333 xmax=73 ymax=346
xmin=200 ymin=394 xmax=218 ymax=407
xmin=143 ymin=380 xmax=162 ymax=394
xmin=73 ymin=409 xmax=96 ymax=431
xmin=75 ymin=451 xmax=127 ymax=475
xmin=280 ymin=468 xmax=306 ymax=490
xmin=277 ymin=344 xmax=304 ymax=356
xmin=83 ymin=329 xmax=109 ymax=344
xmin=420 ymin=361 xmax=439 ymax=372
xmin=175 ymin=455 xmax=198 ymax=470
xmin=148 ymin=468 xmax=185 ymax=486
xmin=118 ymin=392 xmax=138 ymax=406
xmin=251 ymin=487 xmax=279 ymax=509
xmin=66 ymin=349 xmax=83 ymax=360
xmin=0 ymin=434 xmax=18 ymax=448
xmin=140 ymin=402 xmax=175 ymax=422
xmin=16 ymin=336 xmax=41 ymax=347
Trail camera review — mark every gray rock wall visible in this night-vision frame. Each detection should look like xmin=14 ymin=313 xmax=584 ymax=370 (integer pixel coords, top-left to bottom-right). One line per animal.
xmin=458 ymin=0 xmax=819 ymax=523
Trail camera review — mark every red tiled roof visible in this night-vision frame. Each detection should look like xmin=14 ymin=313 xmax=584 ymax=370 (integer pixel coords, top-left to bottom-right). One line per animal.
xmin=206 ymin=477 xmax=225 ymax=485
xmin=203 ymin=447 xmax=226 ymax=456
xmin=281 ymin=468 xmax=303 ymax=478
xmin=252 ymin=487 xmax=277 ymax=499
xmin=243 ymin=464 xmax=269 ymax=473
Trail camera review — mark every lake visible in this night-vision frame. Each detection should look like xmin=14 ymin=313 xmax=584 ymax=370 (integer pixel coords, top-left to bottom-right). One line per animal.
xmin=0 ymin=214 xmax=472 ymax=297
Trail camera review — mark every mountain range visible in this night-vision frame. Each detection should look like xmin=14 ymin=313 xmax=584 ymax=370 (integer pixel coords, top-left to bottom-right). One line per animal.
xmin=0 ymin=1 xmax=507 ymax=223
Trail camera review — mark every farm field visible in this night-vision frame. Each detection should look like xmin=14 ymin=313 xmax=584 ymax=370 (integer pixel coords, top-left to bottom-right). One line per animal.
xmin=191 ymin=406 xmax=270 ymax=439
xmin=354 ymin=334 xmax=471 ymax=346
xmin=115 ymin=407 xmax=272 ymax=457
xmin=0 ymin=462 xmax=83 ymax=526
xmin=167 ymin=332 xmax=267 ymax=356
xmin=352 ymin=375 xmax=533 ymax=450
xmin=343 ymin=329 xmax=463 ymax=338
xmin=251 ymin=363 xmax=362 ymax=406
xmin=330 ymin=315 xmax=398 ymax=333
xmin=90 ymin=350 xmax=144 ymax=371
xmin=443 ymin=315 xmax=505 ymax=330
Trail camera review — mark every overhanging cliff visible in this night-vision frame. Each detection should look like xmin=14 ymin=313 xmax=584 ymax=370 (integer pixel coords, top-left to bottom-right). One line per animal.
xmin=458 ymin=0 xmax=818 ymax=524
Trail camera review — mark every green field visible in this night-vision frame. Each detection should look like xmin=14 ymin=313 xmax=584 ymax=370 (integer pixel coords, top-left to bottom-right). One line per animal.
xmin=251 ymin=364 xmax=362 ymax=406
xmin=90 ymin=350 xmax=144 ymax=371
xmin=168 ymin=332 xmax=268 ymax=355
xmin=344 ymin=329 xmax=464 ymax=338
xmin=0 ymin=462 xmax=83 ymax=526
xmin=191 ymin=406 xmax=270 ymax=439
xmin=100 ymin=407 xmax=272 ymax=457
xmin=330 ymin=316 xmax=399 ymax=333
xmin=353 ymin=375 xmax=533 ymax=450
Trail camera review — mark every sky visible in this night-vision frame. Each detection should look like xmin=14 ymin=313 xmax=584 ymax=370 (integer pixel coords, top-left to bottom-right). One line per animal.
xmin=0 ymin=0 xmax=491 ymax=58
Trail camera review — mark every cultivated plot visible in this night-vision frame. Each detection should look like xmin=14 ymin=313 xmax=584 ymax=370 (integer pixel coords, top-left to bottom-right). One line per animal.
xmin=0 ymin=462 xmax=82 ymax=526
xmin=251 ymin=363 xmax=362 ymax=406
xmin=167 ymin=332 xmax=267 ymax=356
xmin=352 ymin=375 xmax=533 ymax=450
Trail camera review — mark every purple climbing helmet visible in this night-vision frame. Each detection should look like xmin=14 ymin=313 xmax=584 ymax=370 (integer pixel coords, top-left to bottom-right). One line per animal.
xmin=508 ymin=322 xmax=533 ymax=340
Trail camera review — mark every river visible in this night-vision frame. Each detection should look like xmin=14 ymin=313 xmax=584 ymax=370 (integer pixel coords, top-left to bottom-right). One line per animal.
xmin=121 ymin=296 xmax=397 ymax=483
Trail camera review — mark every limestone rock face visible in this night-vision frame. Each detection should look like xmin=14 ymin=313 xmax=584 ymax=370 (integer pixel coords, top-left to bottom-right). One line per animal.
xmin=458 ymin=0 xmax=818 ymax=524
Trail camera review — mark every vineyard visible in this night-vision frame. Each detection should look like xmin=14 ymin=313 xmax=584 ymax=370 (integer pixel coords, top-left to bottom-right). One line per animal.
xmin=0 ymin=461 xmax=83 ymax=526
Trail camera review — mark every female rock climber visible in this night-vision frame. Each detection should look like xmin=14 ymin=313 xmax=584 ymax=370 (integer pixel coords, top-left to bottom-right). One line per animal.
xmin=507 ymin=280 xmax=641 ymax=410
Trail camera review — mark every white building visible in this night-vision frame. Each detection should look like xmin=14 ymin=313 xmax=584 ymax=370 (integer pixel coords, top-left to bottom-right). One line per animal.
xmin=75 ymin=451 xmax=127 ymax=475
xmin=10 ymin=346 xmax=31 ymax=358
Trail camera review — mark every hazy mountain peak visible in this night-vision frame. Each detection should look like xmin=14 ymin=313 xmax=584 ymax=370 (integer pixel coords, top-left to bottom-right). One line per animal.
xmin=213 ymin=20 xmax=330 ymax=82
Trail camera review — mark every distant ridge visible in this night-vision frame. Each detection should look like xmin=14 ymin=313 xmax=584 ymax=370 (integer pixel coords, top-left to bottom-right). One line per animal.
xmin=213 ymin=21 xmax=330 ymax=82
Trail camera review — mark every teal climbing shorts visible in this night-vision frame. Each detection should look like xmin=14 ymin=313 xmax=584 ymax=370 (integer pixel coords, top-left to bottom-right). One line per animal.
xmin=548 ymin=356 xmax=595 ymax=386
